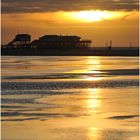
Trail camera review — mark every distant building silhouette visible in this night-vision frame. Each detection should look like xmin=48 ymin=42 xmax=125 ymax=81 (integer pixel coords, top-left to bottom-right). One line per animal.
xmin=130 ymin=41 xmax=132 ymax=48
xmin=31 ymin=35 xmax=91 ymax=49
xmin=5 ymin=34 xmax=92 ymax=49
xmin=108 ymin=40 xmax=112 ymax=50
xmin=7 ymin=34 xmax=31 ymax=48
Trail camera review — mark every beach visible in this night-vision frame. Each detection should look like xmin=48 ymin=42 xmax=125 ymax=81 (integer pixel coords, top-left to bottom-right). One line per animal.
xmin=1 ymin=56 xmax=139 ymax=140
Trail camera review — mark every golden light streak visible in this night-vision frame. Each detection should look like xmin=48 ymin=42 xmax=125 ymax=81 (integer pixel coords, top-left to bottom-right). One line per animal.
xmin=66 ymin=57 xmax=103 ymax=81
xmin=85 ymin=77 xmax=103 ymax=81
xmin=71 ymin=11 xmax=110 ymax=22
xmin=2 ymin=10 xmax=138 ymax=26
xmin=88 ymin=127 xmax=100 ymax=140
xmin=87 ymin=88 xmax=101 ymax=110
xmin=65 ymin=10 xmax=129 ymax=23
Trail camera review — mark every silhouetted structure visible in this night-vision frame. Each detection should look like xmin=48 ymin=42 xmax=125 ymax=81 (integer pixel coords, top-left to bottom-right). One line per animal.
xmin=5 ymin=34 xmax=92 ymax=49
xmin=108 ymin=40 xmax=112 ymax=50
xmin=30 ymin=35 xmax=91 ymax=49
xmin=7 ymin=34 xmax=31 ymax=48
xmin=130 ymin=41 xmax=132 ymax=48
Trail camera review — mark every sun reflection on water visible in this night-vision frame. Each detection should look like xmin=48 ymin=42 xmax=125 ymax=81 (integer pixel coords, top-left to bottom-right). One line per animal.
xmin=86 ymin=88 xmax=101 ymax=139
xmin=85 ymin=77 xmax=103 ymax=81
xmin=87 ymin=56 xmax=102 ymax=70
xmin=88 ymin=127 xmax=100 ymax=140
xmin=84 ymin=57 xmax=103 ymax=80
xmin=69 ymin=57 xmax=102 ymax=77
xmin=86 ymin=88 xmax=101 ymax=114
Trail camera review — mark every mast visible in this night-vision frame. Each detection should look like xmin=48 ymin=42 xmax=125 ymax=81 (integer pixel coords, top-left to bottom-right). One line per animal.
xmin=130 ymin=41 xmax=132 ymax=48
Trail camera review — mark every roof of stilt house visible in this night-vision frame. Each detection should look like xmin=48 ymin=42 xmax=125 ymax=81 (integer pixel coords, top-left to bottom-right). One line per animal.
xmin=15 ymin=34 xmax=31 ymax=41
xmin=39 ymin=35 xmax=81 ymax=42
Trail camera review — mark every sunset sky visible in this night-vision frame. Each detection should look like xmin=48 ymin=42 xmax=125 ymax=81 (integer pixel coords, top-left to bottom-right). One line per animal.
xmin=2 ymin=0 xmax=139 ymax=47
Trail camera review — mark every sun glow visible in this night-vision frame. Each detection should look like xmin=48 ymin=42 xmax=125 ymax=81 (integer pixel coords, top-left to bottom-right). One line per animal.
xmin=69 ymin=10 xmax=126 ymax=22
xmin=72 ymin=11 xmax=109 ymax=22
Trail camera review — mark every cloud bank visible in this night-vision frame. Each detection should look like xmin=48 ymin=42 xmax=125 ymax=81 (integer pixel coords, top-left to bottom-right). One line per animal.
xmin=2 ymin=0 xmax=139 ymax=13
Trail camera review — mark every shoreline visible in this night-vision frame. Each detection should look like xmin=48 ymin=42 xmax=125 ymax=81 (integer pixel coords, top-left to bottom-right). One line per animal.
xmin=1 ymin=48 xmax=139 ymax=56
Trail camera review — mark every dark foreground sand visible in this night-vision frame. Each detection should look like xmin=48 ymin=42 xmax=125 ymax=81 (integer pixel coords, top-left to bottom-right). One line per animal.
xmin=1 ymin=47 xmax=139 ymax=56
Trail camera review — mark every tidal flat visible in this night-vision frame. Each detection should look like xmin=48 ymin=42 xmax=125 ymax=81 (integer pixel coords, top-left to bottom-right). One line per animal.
xmin=1 ymin=56 xmax=139 ymax=140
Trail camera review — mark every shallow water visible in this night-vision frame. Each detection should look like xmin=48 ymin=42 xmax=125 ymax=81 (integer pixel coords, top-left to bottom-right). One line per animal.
xmin=1 ymin=56 xmax=139 ymax=140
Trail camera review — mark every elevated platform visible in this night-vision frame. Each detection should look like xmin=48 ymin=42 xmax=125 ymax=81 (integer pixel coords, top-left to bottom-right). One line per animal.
xmin=4 ymin=34 xmax=92 ymax=49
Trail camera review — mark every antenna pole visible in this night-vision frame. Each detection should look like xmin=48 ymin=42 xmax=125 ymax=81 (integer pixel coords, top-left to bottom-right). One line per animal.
xmin=130 ymin=41 xmax=132 ymax=48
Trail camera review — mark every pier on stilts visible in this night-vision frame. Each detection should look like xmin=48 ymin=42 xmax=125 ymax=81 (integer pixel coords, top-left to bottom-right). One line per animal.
xmin=5 ymin=34 xmax=92 ymax=49
xmin=6 ymin=34 xmax=31 ymax=49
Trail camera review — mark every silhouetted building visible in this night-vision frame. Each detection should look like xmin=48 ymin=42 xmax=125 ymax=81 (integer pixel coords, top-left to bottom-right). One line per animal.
xmin=5 ymin=34 xmax=92 ymax=49
xmin=7 ymin=34 xmax=31 ymax=48
xmin=108 ymin=40 xmax=112 ymax=50
xmin=31 ymin=35 xmax=91 ymax=49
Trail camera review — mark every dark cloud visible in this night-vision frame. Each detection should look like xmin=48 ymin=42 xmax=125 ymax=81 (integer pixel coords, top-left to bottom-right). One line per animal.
xmin=2 ymin=0 xmax=139 ymax=13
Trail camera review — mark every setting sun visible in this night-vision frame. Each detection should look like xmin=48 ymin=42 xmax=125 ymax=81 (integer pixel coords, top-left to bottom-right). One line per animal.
xmin=68 ymin=10 xmax=129 ymax=22
xmin=72 ymin=11 xmax=109 ymax=22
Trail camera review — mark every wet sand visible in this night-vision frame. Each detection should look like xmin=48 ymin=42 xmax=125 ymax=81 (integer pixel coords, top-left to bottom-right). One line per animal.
xmin=2 ymin=87 xmax=139 ymax=140
xmin=1 ymin=56 xmax=139 ymax=140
